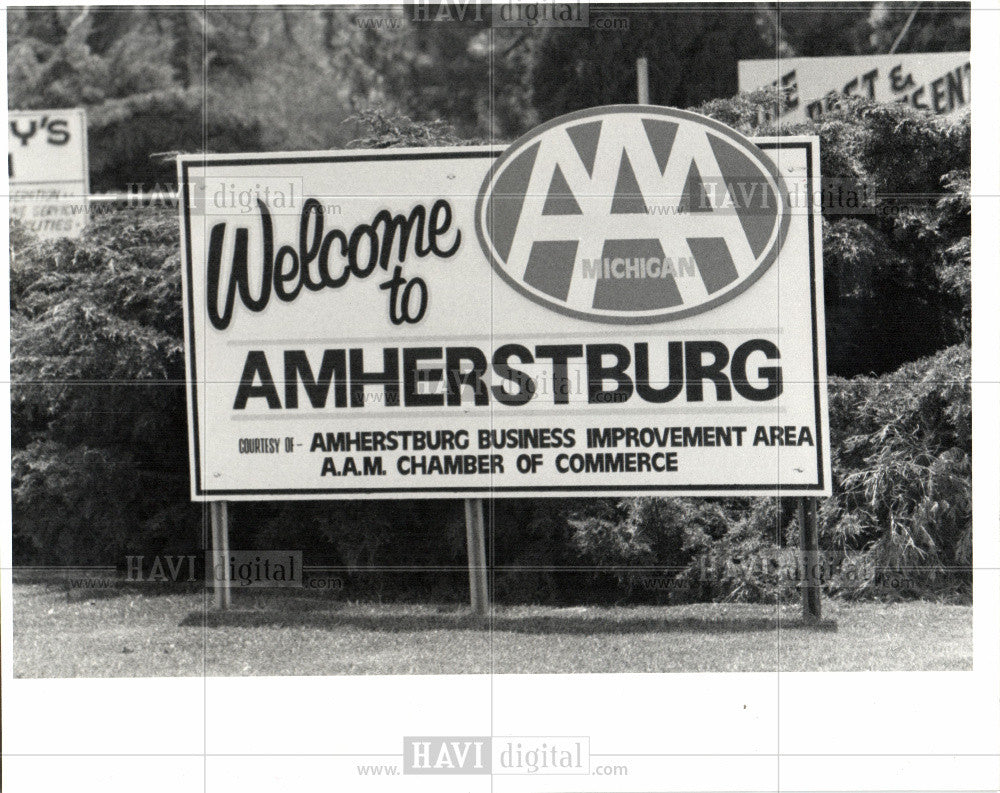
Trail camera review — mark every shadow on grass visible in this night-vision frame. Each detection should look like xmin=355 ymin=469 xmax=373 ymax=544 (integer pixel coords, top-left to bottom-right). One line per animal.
xmin=181 ymin=610 xmax=838 ymax=634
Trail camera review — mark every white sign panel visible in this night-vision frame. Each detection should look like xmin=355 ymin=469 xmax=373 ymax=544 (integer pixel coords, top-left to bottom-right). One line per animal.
xmin=179 ymin=106 xmax=830 ymax=500
xmin=738 ymin=52 xmax=970 ymax=123
xmin=8 ymin=108 xmax=89 ymax=239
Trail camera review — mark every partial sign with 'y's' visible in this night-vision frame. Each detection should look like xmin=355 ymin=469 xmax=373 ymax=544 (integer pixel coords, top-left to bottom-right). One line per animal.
xmin=8 ymin=108 xmax=89 ymax=239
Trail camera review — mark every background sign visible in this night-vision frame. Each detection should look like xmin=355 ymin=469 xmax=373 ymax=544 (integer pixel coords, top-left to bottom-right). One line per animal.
xmin=179 ymin=107 xmax=829 ymax=500
xmin=8 ymin=108 xmax=89 ymax=239
xmin=738 ymin=52 xmax=970 ymax=123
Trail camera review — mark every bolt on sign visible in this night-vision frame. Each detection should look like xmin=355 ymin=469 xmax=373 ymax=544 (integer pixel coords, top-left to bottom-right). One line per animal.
xmin=738 ymin=52 xmax=970 ymax=124
xmin=178 ymin=105 xmax=830 ymax=500
xmin=8 ymin=108 xmax=89 ymax=239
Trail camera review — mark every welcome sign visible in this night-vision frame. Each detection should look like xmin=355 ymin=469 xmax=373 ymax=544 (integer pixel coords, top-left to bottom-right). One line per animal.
xmin=179 ymin=105 xmax=830 ymax=500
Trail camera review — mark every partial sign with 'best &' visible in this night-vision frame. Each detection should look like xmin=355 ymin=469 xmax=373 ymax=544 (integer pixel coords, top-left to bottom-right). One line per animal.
xmin=178 ymin=105 xmax=830 ymax=500
xmin=8 ymin=108 xmax=89 ymax=239
xmin=738 ymin=52 xmax=970 ymax=123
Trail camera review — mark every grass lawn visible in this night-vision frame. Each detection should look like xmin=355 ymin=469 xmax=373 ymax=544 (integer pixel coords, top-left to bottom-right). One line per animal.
xmin=12 ymin=580 xmax=971 ymax=677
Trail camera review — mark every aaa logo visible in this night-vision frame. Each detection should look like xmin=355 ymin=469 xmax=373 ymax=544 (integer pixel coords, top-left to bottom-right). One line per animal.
xmin=475 ymin=105 xmax=791 ymax=323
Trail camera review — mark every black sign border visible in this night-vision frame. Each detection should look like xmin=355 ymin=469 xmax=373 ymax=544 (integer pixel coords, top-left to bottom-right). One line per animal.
xmin=180 ymin=142 xmax=826 ymax=498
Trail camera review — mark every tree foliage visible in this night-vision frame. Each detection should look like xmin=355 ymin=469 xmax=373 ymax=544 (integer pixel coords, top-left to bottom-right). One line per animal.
xmin=695 ymin=91 xmax=970 ymax=376
xmin=530 ymin=9 xmax=772 ymax=120
xmin=759 ymin=2 xmax=970 ymax=58
xmin=7 ymin=8 xmax=265 ymax=190
xmin=8 ymin=4 xmax=971 ymax=186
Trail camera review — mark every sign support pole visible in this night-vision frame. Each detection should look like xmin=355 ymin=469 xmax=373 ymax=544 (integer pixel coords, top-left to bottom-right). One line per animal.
xmin=210 ymin=501 xmax=232 ymax=610
xmin=464 ymin=498 xmax=489 ymax=615
xmin=636 ymin=56 xmax=650 ymax=104
xmin=798 ymin=497 xmax=822 ymax=621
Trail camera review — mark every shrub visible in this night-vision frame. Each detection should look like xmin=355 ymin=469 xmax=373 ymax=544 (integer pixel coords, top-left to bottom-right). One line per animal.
xmin=824 ymin=344 xmax=971 ymax=599
xmin=11 ymin=206 xmax=197 ymax=564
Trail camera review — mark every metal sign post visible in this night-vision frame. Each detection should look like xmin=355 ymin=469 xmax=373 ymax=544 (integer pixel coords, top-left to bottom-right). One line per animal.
xmin=464 ymin=498 xmax=489 ymax=615
xmin=210 ymin=501 xmax=232 ymax=610
xmin=798 ymin=497 xmax=822 ymax=621
xmin=636 ymin=56 xmax=650 ymax=103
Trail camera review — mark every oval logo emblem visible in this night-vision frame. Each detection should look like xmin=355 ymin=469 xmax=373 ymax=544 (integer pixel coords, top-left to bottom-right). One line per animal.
xmin=475 ymin=105 xmax=791 ymax=324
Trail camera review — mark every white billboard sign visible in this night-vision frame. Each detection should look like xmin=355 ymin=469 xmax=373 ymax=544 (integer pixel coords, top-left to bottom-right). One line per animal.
xmin=179 ymin=106 xmax=830 ymax=500
xmin=8 ymin=108 xmax=89 ymax=239
xmin=738 ymin=52 xmax=970 ymax=123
